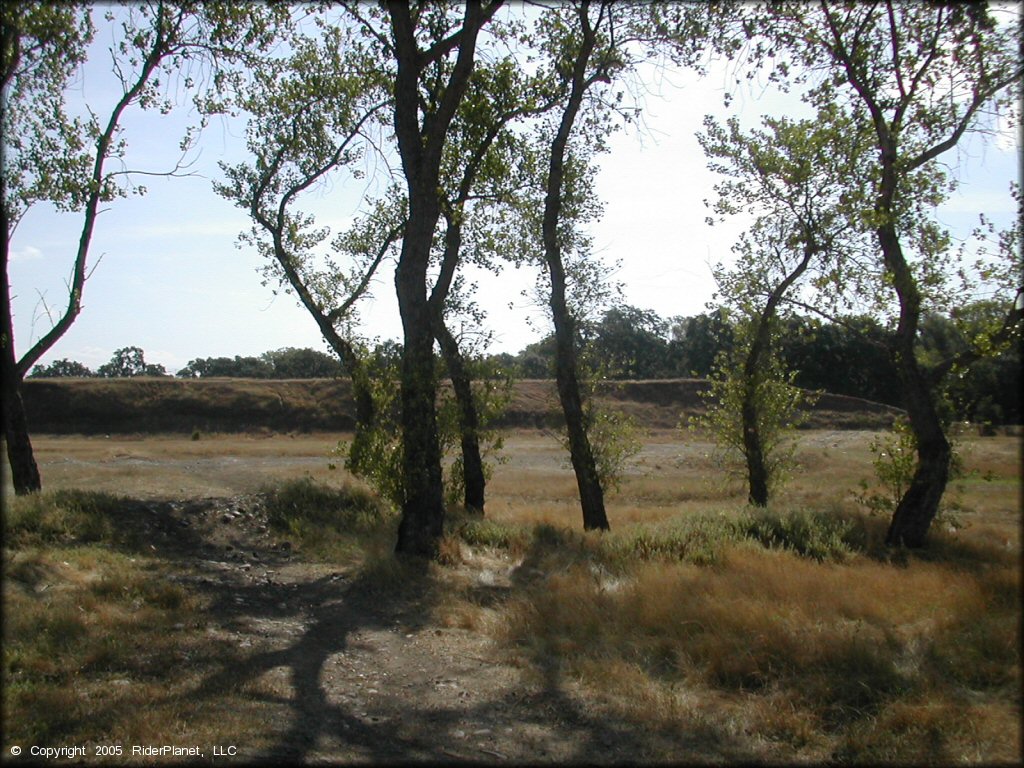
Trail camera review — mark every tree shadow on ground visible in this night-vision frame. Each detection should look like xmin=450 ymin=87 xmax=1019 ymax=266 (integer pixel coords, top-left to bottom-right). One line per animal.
xmin=83 ymin=495 xmax=749 ymax=764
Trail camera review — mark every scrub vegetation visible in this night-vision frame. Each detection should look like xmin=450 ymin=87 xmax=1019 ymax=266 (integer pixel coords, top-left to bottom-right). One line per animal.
xmin=3 ymin=427 xmax=1019 ymax=763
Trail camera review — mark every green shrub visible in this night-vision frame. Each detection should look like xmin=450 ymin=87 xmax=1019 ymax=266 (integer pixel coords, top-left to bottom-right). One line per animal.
xmin=740 ymin=507 xmax=861 ymax=562
xmin=457 ymin=519 xmax=530 ymax=553
xmin=4 ymin=490 xmax=122 ymax=547
xmin=613 ymin=515 xmax=746 ymax=566
xmin=263 ymin=478 xmax=390 ymax=537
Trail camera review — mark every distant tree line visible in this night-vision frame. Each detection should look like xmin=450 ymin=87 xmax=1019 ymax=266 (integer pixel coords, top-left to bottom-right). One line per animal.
xmin=30 ymin=303 xmax=1019 ymax=426
xmin=28 ymin=346 xmax=345 ymax=381
xmin=492 ymin=303 xmax=1018 ymax=425
xmin=29 ymin=347 xmax=169 ymax=379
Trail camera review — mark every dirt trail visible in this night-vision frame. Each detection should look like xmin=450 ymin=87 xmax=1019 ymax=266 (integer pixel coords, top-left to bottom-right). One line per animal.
xmin=127 ymin=495 xmax=739 ymax=764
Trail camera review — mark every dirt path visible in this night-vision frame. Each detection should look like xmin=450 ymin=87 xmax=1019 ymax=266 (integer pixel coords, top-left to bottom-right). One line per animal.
xmin=125 ymin=495 xmax=737 ymax=764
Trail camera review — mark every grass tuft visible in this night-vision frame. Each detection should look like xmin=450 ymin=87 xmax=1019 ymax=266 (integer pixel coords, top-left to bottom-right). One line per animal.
xmin=738 ymin=506 xmax=863 ymax=562
xmin=3 ymin=490 xmax=124 ymax=547
xmin=261 ymin=477 xmax=396 ymax=559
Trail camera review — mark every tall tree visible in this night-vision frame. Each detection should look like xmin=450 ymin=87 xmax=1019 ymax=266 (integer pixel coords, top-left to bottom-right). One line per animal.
xmin=214 ymin=18 xmax=397 ymax=473
xmin=1 ymin=1 xmax=285 ymax=494
xmin=531 ymin=0 xmax=696 ymax=530
xmin=699 ymin=112 xmax=872 ymax=505
xmin=767 ymin=1 xmax=1022 ymax=546
xmin=536 ymin=0 xmax=621 ymax=531
xmin=586 ymin=306 xmax=672 ymax=380
xmin=369 ymin=0 xmax=503 ymax=557
xmin=429 ymin=56 xmax=557 ymax=513
xmin=96 ymin=345 xmax=166 ymax=377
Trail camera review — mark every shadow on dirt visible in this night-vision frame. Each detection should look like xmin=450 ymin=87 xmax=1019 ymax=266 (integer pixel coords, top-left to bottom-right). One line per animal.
xmin=83 ymin=495 xmax=745 ymax=764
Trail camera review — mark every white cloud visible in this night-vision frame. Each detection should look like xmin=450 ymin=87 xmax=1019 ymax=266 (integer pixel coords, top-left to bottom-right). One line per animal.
xmin=10 ymin=245 xmax=43 ymax=262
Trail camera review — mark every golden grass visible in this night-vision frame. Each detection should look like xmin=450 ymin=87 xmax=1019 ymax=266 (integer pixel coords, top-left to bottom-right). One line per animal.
xmin=497 ymin=543 xmax=1020 ymax=761
xmin=4 ymin=428 xmax=1020 ymax=762
xmin=2 ymin=544 xmax=267 ymax=751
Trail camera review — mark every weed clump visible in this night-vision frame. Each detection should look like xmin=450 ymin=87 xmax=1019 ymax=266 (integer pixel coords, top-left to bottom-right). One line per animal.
xmin=261 ymin=477 xmax=395 ymax=559
xmin=738 ymin=507 xmax=864 ymax=562
xmin=3 ymin=490 xmax=123 ymax=547
xmin=455 ymin=506 xmax=870 ymax=566
xmin=263 ymin=477 xmax=390 ymax=534
xmin=612 ymin=515 xmax=745 ymax=566
xmin=457 ymin=519 xmax=531 ymax=554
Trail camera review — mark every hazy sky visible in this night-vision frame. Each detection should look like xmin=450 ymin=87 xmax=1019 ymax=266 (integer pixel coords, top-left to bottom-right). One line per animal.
xmin=8 ymin=9 xmax=1020 ymax=375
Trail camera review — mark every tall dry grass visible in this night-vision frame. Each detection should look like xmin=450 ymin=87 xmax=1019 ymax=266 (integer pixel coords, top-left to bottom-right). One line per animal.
xmin=447 ymin=430 xmax=1022 ymax=762
xmin=5 ymin=429 xmax=1021 ymax=762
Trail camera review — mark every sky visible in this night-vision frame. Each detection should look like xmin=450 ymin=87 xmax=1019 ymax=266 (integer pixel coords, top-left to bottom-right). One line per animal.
xmin=7 ymin=7 xmax=1021 ymax=376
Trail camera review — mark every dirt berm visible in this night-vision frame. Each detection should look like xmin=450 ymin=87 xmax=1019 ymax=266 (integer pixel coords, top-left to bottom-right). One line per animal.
xmin=22 ymin=377 xmax=902 ymax=435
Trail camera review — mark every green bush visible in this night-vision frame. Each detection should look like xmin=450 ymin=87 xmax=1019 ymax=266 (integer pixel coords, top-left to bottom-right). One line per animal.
xmin=4 ymin=490 xmax=122 ymax=547
xmin=454 ymin=508 xmax=866 ymax=567
xmin=457 ymin=519 xmax=530 ymax=552
xmin=740 ymin=508 xmax=860 ymax=562
xmin=263 ymin=478 xmax=391 ymax=539
xmin=613 ymin=516 xmax=746 ymax=566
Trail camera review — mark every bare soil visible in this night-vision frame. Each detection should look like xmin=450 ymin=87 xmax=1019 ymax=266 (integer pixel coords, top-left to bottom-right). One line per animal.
xmin=101 ymin=492 xmax=743 ymax=763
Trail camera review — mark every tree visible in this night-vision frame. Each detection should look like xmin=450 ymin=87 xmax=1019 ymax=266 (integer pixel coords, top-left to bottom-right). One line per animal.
xmin=918 ymin=301 xmax=1023 ymax=427
xmin=586 ymin=305 xmax=672 ymax=379
xmin=214 ymin=14 xmax=396 ymax=479
xmin=2 ymin=2 xmax=285 ymax=494
xmin=767 ymin=1 xmax=1023 ymax=546
xmin=96 ymin=346 xmax=166 ymax=377
xmin=261 ymin=347 xmax=345 ymax=379
xmin=373 ymin=0 xmax=503 ymax=557
xmin=514 ymin=335 xmax=557 ymax=379
xmin=28 ymin=358 xmax=95 ymax=378
xmin=699 ymin=111 xmax=871 ymax=505
xmin=175 ymin=354 xmax=273 ymax=378
xmin=523 ymin=0 xmax=712 ymax=530
xmin=534 ymin=1 xmax=623 ymax=532
xmin=777 ymin=315 xmax=901 ymax=407
xmin=428 ymin=54 xmax=558 ymax=513
xmin=669 ymin=310 xmax=736 ymax=378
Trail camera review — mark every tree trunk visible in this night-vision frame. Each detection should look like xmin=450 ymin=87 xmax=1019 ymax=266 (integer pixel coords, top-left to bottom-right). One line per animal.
xmin=1 ymin=247 xmax=41 ymax=495
xmin=393 ymin=231 xmax=446 ymax=559
xmin=539 ymin=1 xmax=609 ymax=532
xmin=344 ymin=364 xmax=377 ymax=475
xmin=884 ymin=318 xmax=951 ymax=548
xmin=387 ymin=0 xmax=491 ymax=558
xmin=741 ymin=393 xmax=769 ymax=507
xmin=435 ymin=322 xmax=486 ymax=513
xmin=2 ymin=374 xmax=41 ymax=495
xmin=877 ymin=223 xmax=951 ymax=548
xmin=740 ymin=316 xmax=772 ymax=508
xmin=553 ymin=317 xmax=609 ymax=530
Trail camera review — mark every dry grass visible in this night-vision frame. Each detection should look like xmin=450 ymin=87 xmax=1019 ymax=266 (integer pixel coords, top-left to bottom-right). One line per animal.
xmin=459 ymin=429 xmax=1020 ymax=762
xmin=494 ymin=541 xmax=1019 ymax=761
xmin=4 ymin=427 xmax=1020 ymax=762
xmin=2 ymin=543 xmax=277 ymax=757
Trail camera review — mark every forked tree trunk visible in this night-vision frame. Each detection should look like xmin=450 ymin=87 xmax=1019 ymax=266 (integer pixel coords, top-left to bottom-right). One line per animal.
xmin=387 ymin=1 xmax=492 ymax=558
xmin=393 ymin=227 xmax=447 ymax=559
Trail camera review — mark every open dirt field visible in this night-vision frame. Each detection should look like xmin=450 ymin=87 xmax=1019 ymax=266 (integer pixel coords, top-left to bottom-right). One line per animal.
xmin=4 ymin=429 xmax=1021 ymax=764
